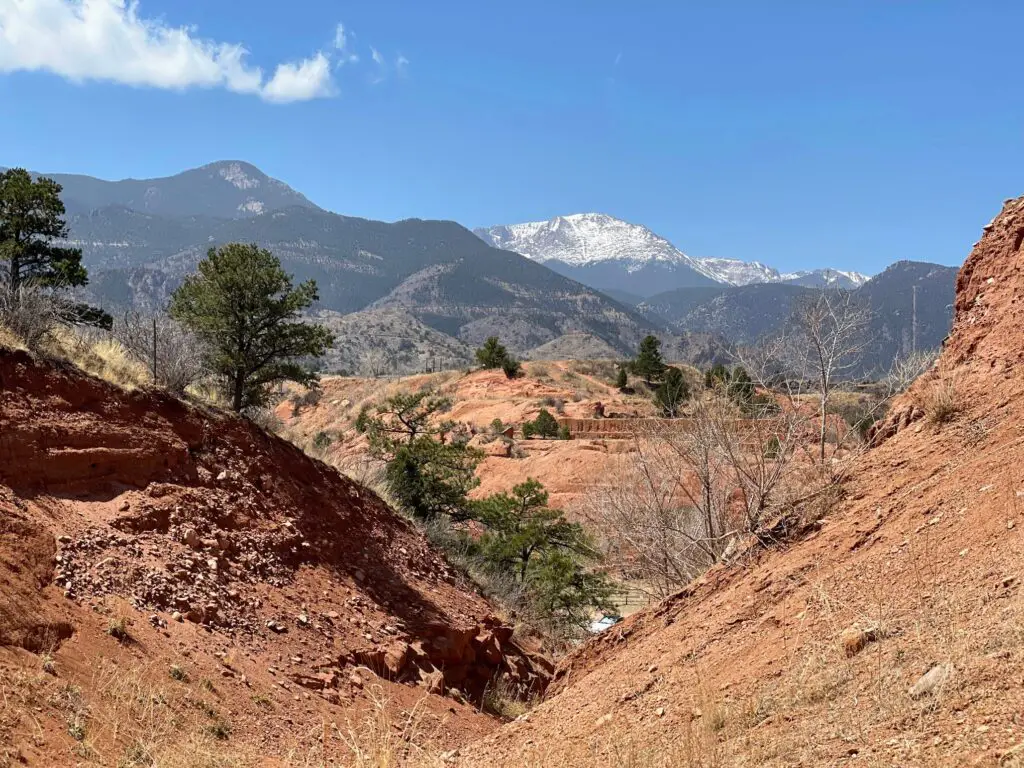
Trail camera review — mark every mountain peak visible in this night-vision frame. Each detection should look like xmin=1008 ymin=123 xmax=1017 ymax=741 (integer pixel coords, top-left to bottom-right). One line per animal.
xmin=475 ymin=213 xmax=708 ymax=269
xmin=476 ymin=213 xmax=875 ymax=295
xmin=36 ymin=161 xmax=319 ymax=220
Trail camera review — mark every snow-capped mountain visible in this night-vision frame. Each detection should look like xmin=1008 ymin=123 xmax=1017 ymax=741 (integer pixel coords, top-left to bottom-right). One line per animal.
xmin=697 ymin=257 xmax=781 ymax=286
xmin=780 ymin=269 xmax=871 ymax=289
xmin=474 ymin=214 xmax=722 ymax=296
xmin=475 ymin=213 xmax=873 ymax=298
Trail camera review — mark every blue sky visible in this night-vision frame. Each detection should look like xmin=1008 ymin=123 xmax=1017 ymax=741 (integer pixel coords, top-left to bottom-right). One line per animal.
xmin=1 ymin=1 xmax=1022 ymax=275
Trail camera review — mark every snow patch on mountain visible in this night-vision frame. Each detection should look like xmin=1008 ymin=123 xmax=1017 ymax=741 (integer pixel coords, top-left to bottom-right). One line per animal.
xmin=238 ymin=199 xmax=266 ymax=215
xmin=781 ymin=269 xmax=872 ymax=288
xmin=218 ymin=162 xmax=261 ymax=190
xmin=475 ymin=213 xmax=720 ymax=278
xmin=476 ymin=214 xmax=874 ymax=288
xmin=697 ymin=258 xmax=780 ymax=286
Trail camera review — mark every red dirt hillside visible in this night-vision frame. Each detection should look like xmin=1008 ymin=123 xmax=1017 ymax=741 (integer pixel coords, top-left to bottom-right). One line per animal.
xmin=455 ymin=200 xmax=1024 ymax=767
xmin=0 ymin=349 xmax=549 ymax=766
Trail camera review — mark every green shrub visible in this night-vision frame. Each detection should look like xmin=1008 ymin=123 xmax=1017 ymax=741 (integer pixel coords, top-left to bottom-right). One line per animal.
xmin=525 ymin=409 xmax=560 ymax=439
xmin=501 ymin=356 xmax=522 ymax=379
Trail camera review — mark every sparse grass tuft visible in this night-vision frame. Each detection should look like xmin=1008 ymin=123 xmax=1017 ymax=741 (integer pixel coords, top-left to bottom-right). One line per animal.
xmin=914 ymin=375 xmax=961 ymax=425
xmin=169 ymin=664 xmax=188 ymax=682
xmin=339 ymin=684 xmax=443 ymax=767
xmin=482 ymin=676 xmax=536 ymax=720
xmin=106 ymin=616 xmax=132 ymax=642
xmin=204 ymin=719 xmax=232 ymax=741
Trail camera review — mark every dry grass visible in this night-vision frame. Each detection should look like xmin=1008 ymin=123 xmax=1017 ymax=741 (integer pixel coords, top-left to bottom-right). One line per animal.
xmin=482 ymin=676 xmax=537 ymax=721
xmin=0 ymin=324 xmax=27 ymax=352
xmin=339 ymin=684 xmax=445 ymax=768
xmin=913 ymin=375 xmax=962 ymax=426
xmin=1 ymin=658 xmax=253 ymax=768
xmin=43 ymin=327 xmax=152 ymax=390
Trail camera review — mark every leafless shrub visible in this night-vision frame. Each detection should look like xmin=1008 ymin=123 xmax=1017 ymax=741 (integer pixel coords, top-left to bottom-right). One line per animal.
xmin=289 ymin=386 xmax=322 ymax=416
xmin=361 ymin=348 xmax=393 ymax=378
xmin=885 ymin=349 xmax=939 ymax=394
xmin=112 ymin=311 xmax=207 ymax=394
xmin=587 ymin=402 xmax=732 ymax=598
xmin=0 ymin=280 xmax=63 ymax=350
xmin=588 ymin=387 xmax=810 ymax=597
xmin=242 ymin=406 xmax=283 ymax=433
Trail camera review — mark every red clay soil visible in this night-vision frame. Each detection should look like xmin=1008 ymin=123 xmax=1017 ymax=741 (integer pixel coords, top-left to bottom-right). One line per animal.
xmin=278 ymin=365 xmax=654 ymax=517
xmin=455 ymin=200 xmax=1024 ymax=767
xmin=0 ymin=350 xmax=549 ymax=766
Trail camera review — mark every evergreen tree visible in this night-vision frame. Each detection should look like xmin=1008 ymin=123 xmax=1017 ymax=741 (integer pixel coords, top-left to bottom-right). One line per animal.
xmin=704 ymin=363 xmax=731 ymax=390
xmin=0 ymin=168 xmax=87 ymax=295
xmin=615 ymin=365 xmax=628 ymax=390
xmin=655 ymin=366 xmax=690 ymax=417
xmin=359 ymin=391 xmax=483 ymax=521
xmin=169 ymin=243 xmax=333 ymax=411
xmin=501 ymin=355 xmax=522 ymax=379
xmin=476 ymin=336 xmax=510 ymax=369
xmin=728 ymin=366 xmax=755 ymax=404
xmin=527 ymin=408 xmax=560 ymax=438
xmin=632 ymin=335 xmax=667 ymax=384
xmin=472 ymin=479 xmax=615 ymax=630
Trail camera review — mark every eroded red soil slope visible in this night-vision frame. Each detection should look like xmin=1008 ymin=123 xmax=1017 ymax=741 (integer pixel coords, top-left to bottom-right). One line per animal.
xmin=0 ymin=350 xmax=547 ymax=766
xmin=458 ymin=200 xmax=1024 ymax=767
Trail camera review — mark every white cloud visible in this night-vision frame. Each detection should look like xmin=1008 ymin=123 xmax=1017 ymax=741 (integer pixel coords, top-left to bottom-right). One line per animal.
xmin=0 ymin=0 xmax=340 ymax=103
xmin=396 ymin=54 xmax=409 ymax=74
xmin=333 ymin=21 xmax=358 ymax=64
xmin=371 ymin=47 xmax=384 ymax=66
xmin=262 ymin=52 xmax=334 ymax=104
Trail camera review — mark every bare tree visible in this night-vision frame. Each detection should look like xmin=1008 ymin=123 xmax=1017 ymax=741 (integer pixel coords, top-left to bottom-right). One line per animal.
xmin=112 ymin=310 xmax=207 ymax=394
xmin=751 ymin=289 xmax=872 ymax=468
xmin=586 ymin=399 xmax=735 ymax=598
xmin=362 ymin=348 xmax=393 ymax=378
xmin=0 ymin=279 xmax=63 ymax=350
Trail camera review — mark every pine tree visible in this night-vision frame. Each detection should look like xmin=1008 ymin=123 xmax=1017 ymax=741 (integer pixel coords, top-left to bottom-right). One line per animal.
xmin=0 ymin=168 xmax=87 ymax=295
xmin=169 ymin=243 xmax=333 ymax=411
xmin=704 ymin=363 xmax=730 ymax=390
xmin=358 ymin=391 xmax=483 ymax=521
xmin=728 ymin=366 xmax=755 ymax=404
xmin=529 ymin=408 xmax=560 ymax=438
xmin=476 ymin=336 xmax=510 ymax=369
xmin=615 ymin=365 xmax=628 ymax=390
xmin=632 ymin=335 xmax=667 ymax=384
xmin=655 ymin=366 xmax=689 ymax=417
xmin=472 ymin=479 xmax=615 ymax=630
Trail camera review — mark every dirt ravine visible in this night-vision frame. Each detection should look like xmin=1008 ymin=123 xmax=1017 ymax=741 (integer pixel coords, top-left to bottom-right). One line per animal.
xmin=453 ymin=198 xmax=1024 ymax=766
xmin=0 ymin=348 xmax=549 ymax=765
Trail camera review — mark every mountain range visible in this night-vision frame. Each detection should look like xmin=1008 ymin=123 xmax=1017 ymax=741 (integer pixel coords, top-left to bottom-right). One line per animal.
xmin=474 ymin=213 xmax=870 ymax=297
xmin=637 ymin=261 xmax=957 ymax=374
xmin=3 ymin=161 xmax=955 ymax=374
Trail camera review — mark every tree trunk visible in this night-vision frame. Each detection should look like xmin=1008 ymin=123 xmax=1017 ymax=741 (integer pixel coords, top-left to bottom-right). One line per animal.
xmin=819 ymin=393 xmax=827 ymax=466
xmin=232 ymin=370 xmax=245 ymax=412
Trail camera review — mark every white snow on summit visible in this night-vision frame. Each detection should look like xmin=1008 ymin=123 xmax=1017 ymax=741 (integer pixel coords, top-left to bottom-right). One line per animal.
xmin=476 ymin=213 xmax=720 ymax=278
xmin=697 ymin=258 xmax=781 ymax=286
xmin=476 ymin=213 xmax=873 ymax=288
xmin=218 ymin=162 xmax=261 ymax=190
xmin=780 ymin=269 xmax=871 ymax=287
